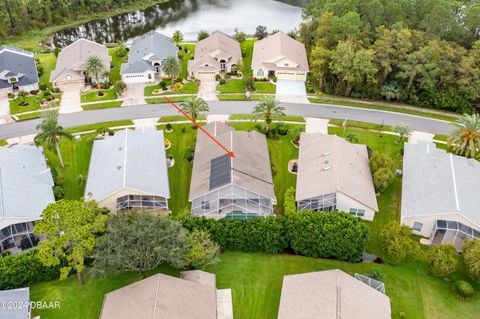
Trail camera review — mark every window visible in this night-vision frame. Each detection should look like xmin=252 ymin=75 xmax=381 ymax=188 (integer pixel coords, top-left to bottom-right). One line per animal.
xmin=148 ymin=73 xmax=152 ymax=80
xmin=201 ymin=201 xmax=210 ymax=210
xmin=256 ymin=69 xmax=264 ymax=77
xmin=349 ymin=208 xmax=357 ymax=215
xmin=349 ymin=208 xmax=365 ymax=217
xmin=412 ymin=222 xmax=423 ymax=232
xmin=284 ymin=63 xmax=289 ymax=67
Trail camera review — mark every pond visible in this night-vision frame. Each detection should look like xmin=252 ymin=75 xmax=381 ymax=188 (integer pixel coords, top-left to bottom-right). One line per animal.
xmin=52 ymin=0 xmax=306 ymax=47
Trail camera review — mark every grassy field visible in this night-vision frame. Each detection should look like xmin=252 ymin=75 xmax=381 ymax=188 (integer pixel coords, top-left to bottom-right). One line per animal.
xmin=80 ymin=88 xmax=117 ymax=103
xmin=36 ymin=53 xmax=57 ymax=89
xmin=146 ymin=96 xmax=196 ymax=103
xmin=241 ymin=40 xmax=255 ymax=77
xmin=253 ymin=81 xmax=276 ymax=93
xmin=158 ymin=115 xmax=206 ymax=123
xmin=31 ymin=251 xmax=480 ymax=319
xmin=109 ymin=48 xmax=127 ymax=83
xmin=229 ymin=114 xmax=305 ymax=122
xmin=179 ymin=44 xmax=195 ymax=79
xmin=66 ymin=120 xmax=134 ymax=133
xmin=0 ymin=140 xmax=8 ymax=146
xmin=217 ymin=79 xmax=246 ymax=93
xmin=217 ymin=93 xmax=266 ymax=101
xmin=9 ymin=93 xmax=61 ymax=114
xmin=81 ymin=101 xmax=123 ymax=111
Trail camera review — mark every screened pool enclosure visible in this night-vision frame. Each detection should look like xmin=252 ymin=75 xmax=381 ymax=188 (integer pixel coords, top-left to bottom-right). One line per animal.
xmin=0 ymin=222 xmax=40 ymax=254
xmin=430 ymin=220 xmax=480 ymax=251
xmin=191 ymin=185 xmax=274 ymax=219
xmin=116 ymin=195 xmax=168 ymax=212
xmin=296 ymin=193 xmax=337 ymax=211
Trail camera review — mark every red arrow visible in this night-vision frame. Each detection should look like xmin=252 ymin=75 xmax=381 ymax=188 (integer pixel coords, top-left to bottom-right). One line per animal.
xmin=163 ymin=96 xmax=235 ymax=158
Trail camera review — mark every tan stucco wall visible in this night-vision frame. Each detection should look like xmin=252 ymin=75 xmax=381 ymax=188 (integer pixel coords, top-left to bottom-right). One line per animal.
xmin=336 ymin=192 xmax=376 ymax=221
xmin=402 ymin=213 xmax=480 ymax=238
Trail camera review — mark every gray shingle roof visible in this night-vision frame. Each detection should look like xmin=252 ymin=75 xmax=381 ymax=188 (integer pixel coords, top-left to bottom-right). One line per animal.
xmin=121 ymin=31 xmax=178 ymax=74
xmin=0 ymin=145 xmax=54 ymax=228
xmin=85 ymin=129 xmax=170 ymax=202
xmin=401 ymin=142 xmax=480 ymax=228
xmin=296 ymin=133 xmax=378 ymax=211
xmin=278 ymin=270 xmax=391 ymax=319
xmin=0 ymin=287 xmax=30 ymax=319
xmin=0 ymin=46 xmax=39 ymax=89
xmin=189 ymin=122 xmax=275 ymax=201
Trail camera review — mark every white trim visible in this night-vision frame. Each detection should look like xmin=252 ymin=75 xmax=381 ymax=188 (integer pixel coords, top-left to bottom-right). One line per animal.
xmin=449 ymin=154 xmax=460 ymax=211
xmin=122 ymin=129 xmax=128 ymax=187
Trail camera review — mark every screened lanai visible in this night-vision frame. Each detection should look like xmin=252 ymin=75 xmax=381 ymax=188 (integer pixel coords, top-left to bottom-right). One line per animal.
xmin=430 ymin=220 xmax=480 ymax=251
xmin=0 ymin=222 xmax=41 ymax=254
xmin=116 ymin=195 xmax=168 ymax=212
xmin=297 ymin=193 xmax=337 ymax=211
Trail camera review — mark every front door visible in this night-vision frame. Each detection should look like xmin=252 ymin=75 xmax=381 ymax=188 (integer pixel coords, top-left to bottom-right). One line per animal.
xmin=220 ymin=60 xmax=226 ymax=72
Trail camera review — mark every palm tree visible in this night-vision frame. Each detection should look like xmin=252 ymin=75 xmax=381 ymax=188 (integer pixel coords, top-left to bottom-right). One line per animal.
xmin=172 ymin=30 xmax=183 ymax=47
xmin=180 ymin=97 xmax=209 ymax=122
xmin=34 ymin=112 xmax=73 ymax=168
xmin=162 ymin=56 xmax=181 ymax=81
xmin=393 ymin=123 xmax=411 ymax=143
xmin=448 ymin=113 xmax=480 ymax=158
xmin=113 ymin=81 xmax=126 ymax=97
xmin=252 ymin=96 xmax=285 ymax=135
xmin=85 ymin=55 xmax=106 ymax=85
xmin=75 ymin=173 xmax=87 ymax=186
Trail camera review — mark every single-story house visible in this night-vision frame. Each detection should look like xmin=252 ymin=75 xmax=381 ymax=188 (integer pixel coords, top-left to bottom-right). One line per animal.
xmin=0 ymin=287 xmax=31 ymax=319
xmin=296 ymin=133 xmax=378 ymax=220
xmin=278 ymin=270 xmax=391 ymax=319
xmin=100 ymin=270 xmax=233 ymax=319
xmin=401 ymin=142 xmax=480 ymax=250
xmin=251 ymin=31 xmax=309 ymax=98
xmin=0 ymin=145 xmax=55 ymax=255
xmin=0 ymin=46 xmax=39 ymax=93
xmin=50 ymin=38 xmax=111 ymax=89
xmin=84 ymin=128 xmax=170 ymax=213
xmin=121 ymin=31 xmax=178 ymax=84
xmin=189 ymin=122 xmax=276 ymax=219
xmin=187 ymin=31 xmax=242 ymax=80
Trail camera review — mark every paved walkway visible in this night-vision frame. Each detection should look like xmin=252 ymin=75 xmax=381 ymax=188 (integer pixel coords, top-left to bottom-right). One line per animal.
xmin=207 ymin=114 xmax=229 ymax=123
xmin=305 ymin=117 xmax=329 ymax=134
xmin=198 ymin=81 xmax=218 ymax=101
xmin=409 ymin=131 xmax=435 ymax=144
xmin=59 ymin=88 xmax=82 ymax=114
xmin=0 ymin=93 xmax=10 ymax=124
xmin=123 ymin=83 xmax=146 ymax=106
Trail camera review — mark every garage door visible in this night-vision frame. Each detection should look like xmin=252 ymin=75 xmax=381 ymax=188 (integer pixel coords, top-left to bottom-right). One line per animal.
xmin=196 ymin=71 xmax=216 ymax=81
xmin=58 ymin=81 xmax=84 ymax=90
xmin=276 ymin=80 xmax=306 ymax=96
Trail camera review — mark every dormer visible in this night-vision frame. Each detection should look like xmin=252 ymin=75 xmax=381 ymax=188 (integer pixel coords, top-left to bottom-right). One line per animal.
xmin=274 ymin=58 xmax=298 ymax=69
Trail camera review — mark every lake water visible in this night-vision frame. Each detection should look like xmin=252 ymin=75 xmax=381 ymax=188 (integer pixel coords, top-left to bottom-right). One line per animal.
xmin=52 ymin=0 xmax=305 ymax=47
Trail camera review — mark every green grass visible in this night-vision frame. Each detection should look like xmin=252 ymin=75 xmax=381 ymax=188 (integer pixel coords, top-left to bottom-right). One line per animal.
xmin=43 ymin=137 xmax=93 ymax=199
xmin=146 ymin=96 xmax=196 ymax=103
xmin=0 ymin=140 xmax=7 ymax=146
xmin=241 ymin=40 xmax=255 ymax=78
xmin=166 ymin=81 xmax=198 ymax=95
xmin=309 ymin=97 xmax=458 ymax=122
xmin=80 ymin=88 xmax=117 ymax=103
xmin=36 ymin=53 xmax=57 ymax=89
xmin=217 ymin=94 xmax=266 ymax=101
xmin=434 ymin=134 xmax=449 ymax=142
xmin=81 ymin=101 xmax=123 ymax=111
xmin=9 ymin=92 xmax=61 ymax=114
xmin=229 ymin=114 xmax=305 ymax=122
xmin=66 ymin=120 xmax=134 ymax=133
xmin=158 ymin=124 xmax=199 ymax=214
xmin=179 ymin=44 xmax=195 ymax=79
xmin=253 ymin=81 xmax=276 ymax=93
xmin=109 ymin=48 xmax=127 ymax=84
xmin=217 ymin=79 xmax=246 ymax=93
xmin=329 ymin=118 xmax=395 ymax=132
xmin=31 ymin=251 xmax=480 ymax=319
xmin=13 ymin=111 xmax=44 ymax=121
xmin=158 ymin=115 xmax=206 ymax=123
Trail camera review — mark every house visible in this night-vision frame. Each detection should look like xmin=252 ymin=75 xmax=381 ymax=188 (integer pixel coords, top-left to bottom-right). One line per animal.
xmin=50 ymin=39 xmax=111 ymax=89
xmin=296 ymin=133 xmax=378 ymax=220
xmin=0 ymin=287 xmax=31 ymax=319
xmin=121 ymin=31 xmax=178 ymax=84
xmin=401 ymin=142 xmax=480 ymax=250
xmin=0 ymin=145 xmax=54 ymax=254
xmin=187 ymin=31 xmax=242 ymax=80
xmin=189 ymin=122 xmax=276 ymax=219
xmin=251 ymin=32 xmax=309 ymax=97
xmin=84 ymin=128 xmax=170 ymax=213
xmin=100 ymin=270 xmax=233 ymax=319
xmin=278 ymin=270 xmax=391 ymax=319
xmin=0 ymin=46 xmax=39 ymax=93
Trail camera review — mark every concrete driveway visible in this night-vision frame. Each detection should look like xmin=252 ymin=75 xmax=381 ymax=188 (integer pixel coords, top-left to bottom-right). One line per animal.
xmin=123 ymin=83 xmax=146 ymax=106
xmin=59 ymin=88 xmax=82 ymax=114
xmin=276 ymin=80 xmax=308 ymax=103
xmin=0 ymin=91 xmax=10 ymax=124
xmin=198 ymin=81 xmax=218 ymax=101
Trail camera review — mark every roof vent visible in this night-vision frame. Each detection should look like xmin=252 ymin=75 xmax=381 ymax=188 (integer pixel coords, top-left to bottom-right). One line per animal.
xmin=323 ymin=152 xmax=330 ymax=156
xmin=117 ymin=166 xmax=122 ymax=170
xmin=323 ymin=166 xmax=331 ymax=171
xmin=324 ymin=160 xmax=329 ymax=164
xmin=118 ymin=147 xmax=123 ymax=151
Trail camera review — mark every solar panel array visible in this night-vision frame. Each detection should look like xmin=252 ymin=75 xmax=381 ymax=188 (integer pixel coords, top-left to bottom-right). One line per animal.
xmin=209 ymin=154 xmax=231 ymax=190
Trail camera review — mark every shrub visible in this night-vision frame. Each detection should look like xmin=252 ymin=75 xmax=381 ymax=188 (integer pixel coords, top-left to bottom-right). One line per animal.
xmin=287 ymin=211 xmax=369 ymax=262
xmin=452 ymin=281 xmax=475 ymax=301
xmin=0 ymin=250 xmax=61 ymax=289
xmin=275 ymin=123 xmax=289 ymax=135
xmin=292 ymin=126 xmax=303 ymax=146
xmin=373 ymin=167 xmax=394 ymax=193
xmin=53 ymin=185 xmax=65 ymax=200
xmin=428 ymin=245 xmax=459 ymax=277
xmin=462 ymin=239 xmax=480 ymax=283
xmin=173 ymin=82 xmax=184 ymax=92
xmin=197 ymin=30 xmax=210 ymax=41
xmin=244 ymin=76 xmax=253 ymax=91
xmin=177 ymin=52 xmax=184 ymax=60
xmin=7 ymin=93 xmax=14 ymax=99
xmin=215 ymin=74 xmax=221 ymax=82
xmin=370 ymin=152 xmax=394 ymax=172
xmin=52 ymin=87 xmax=61 ymax=94
xmin=380 ymin=221 xmax=419 ymax=264
xmin=283 ymin=187 xmax=297 ymax=216
xmin=219 ymin=78 xmax=226 ymax=85
xmin=183 ymin=216 xmax=289 ymax=254
xmin=166 ymin=123 xmax=173 ymax=131
xmin=160 ymin=80 xmax=168 ymax=91
xmin=39 ymin=83 xmax=48 ymax=91
xmin=30 ymin=89 xmax=39 ymax=95
xmin=184 ymin=148 xmax=194 ymax=162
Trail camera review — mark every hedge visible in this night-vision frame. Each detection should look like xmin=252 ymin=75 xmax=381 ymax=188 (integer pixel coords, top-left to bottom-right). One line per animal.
xmin=183 ymin=211 xmax=369 ymax=262
xmin=0 ymin=249 xmax=61 ymax=289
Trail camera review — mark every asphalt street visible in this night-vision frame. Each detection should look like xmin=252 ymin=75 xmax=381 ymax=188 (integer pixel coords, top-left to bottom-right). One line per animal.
xmin=0 ymin=101 xmax=455 ymax=140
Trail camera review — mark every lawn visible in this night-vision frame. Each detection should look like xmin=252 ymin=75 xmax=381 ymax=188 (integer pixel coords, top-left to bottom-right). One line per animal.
xmin=217 ymin=79 xmax=246 ymax=93
xmin=9 ymin=93 xmax=61 ymax=114
xmin=146 ymin=96 xmax=196 ymax=103
xmin=158 ymin=115 xmax=206 ymax=123
xmin=146 ymin=81 xmax=198 ymax=96
xmin=253 ymin=81 xmax=275 ymax=93
xmin=30 ymin=251 xmax=480 ymax=319
xmin=81 ymin=101 xmax=123 ymax=111
xmin=0 ymin=140 xmax=7 ymax=146
xmin=179 ymin=44 xmax=195 ymax=79
xmin=229 ymin=114 xmax=305 ymax=122
xmin=217 ymin=93 xmax=266 ymax=101
xmin=241 ymin=39 xmax=255 ymax=78
xmin=36 ymin=53 xmax=57 ymax=89
xmin=109 ymin=48 xmax=127 ymax=84
xmin=66 ymin=120 xmax=134 ymax=134
xmin=80 ymin=88 xmax=117 ymax=103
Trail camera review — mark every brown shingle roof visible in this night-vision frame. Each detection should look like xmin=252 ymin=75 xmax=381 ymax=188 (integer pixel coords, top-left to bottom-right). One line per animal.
xmin=278 ymin=270 xmax=391 ymax=319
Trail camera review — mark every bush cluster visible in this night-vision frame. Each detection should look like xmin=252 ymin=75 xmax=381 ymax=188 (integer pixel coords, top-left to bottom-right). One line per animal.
xmin=370 ymin=152 xmax=395 ymax=193
xmin=0 ymin=250 xmax=61 ymax=289
xmin=183 ymin=211 xmax=369 ymax=262
xmin=452 ymin=281 xmax=475 ymax=301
